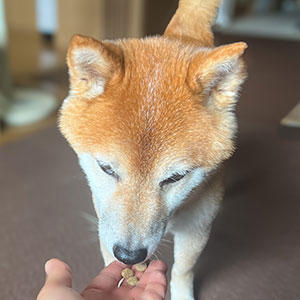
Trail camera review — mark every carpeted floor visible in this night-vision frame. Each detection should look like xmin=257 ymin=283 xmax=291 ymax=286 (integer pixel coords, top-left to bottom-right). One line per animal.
xmin=0 ymin=34 xmax=300 ymax=300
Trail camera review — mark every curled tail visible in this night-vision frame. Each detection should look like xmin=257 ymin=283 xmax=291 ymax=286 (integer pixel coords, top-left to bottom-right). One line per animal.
xmin=164 ymin=0 xmax=221 ymax=47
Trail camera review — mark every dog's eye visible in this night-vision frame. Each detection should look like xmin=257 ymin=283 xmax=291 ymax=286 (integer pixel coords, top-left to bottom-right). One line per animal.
xmin=159 ymin=172 xmax=189 ymax=188
xmin=98 ymin=162 xmax=119 ymax=180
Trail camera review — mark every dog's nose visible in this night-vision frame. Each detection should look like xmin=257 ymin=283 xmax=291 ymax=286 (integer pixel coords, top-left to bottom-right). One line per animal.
xmin=113 ymin=245 xmax=147 ymax=265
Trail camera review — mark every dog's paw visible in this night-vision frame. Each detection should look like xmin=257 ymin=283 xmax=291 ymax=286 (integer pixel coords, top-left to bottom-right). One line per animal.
xmin=171 ymin=290 xmax=195 ymax=300
xmin=171 ymin=295 xmax=195 ymax=300
xmin=170 ymin=271 xmax=195 ymax=300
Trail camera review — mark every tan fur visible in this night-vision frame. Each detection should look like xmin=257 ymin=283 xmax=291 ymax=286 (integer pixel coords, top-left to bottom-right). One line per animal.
xmin=165 ymin=0 xmax=221 ymax=46
xmin=59 ymin=1 xmax=247 ymax=299
xmin=60 ymin=37 xmax=246 ymax=168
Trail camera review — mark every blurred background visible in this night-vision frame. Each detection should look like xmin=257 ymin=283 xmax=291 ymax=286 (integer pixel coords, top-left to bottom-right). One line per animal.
xmin=0 ymin=1 xmax=300 ymax=300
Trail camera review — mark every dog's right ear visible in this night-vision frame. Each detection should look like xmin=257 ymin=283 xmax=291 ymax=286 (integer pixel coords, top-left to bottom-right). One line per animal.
xmin=187 ymin=42 xmax=247 ymax=110
xmin=67 ymin=34 xmax=123 ymax=98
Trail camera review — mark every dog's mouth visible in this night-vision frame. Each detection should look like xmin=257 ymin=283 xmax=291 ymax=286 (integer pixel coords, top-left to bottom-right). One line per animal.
xmin=100 ymin=216 xmax=167 ymax=265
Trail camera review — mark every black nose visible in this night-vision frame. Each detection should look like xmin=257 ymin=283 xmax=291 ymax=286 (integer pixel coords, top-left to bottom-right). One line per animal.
xmin=113 ymin=245 xmax=147 ymax=265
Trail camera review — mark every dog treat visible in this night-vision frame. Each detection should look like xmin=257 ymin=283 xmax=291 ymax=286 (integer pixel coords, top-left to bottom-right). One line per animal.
xmin=135 ymin=263 xmax=147 ymax=272
xmin=121 ymin=268 xmax=134 ymax=279
xmin=127 ymin=276 xmax=139 ymax=286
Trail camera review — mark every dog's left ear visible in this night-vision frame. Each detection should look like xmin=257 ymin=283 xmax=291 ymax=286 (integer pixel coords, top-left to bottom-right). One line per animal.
xmin=187 ymin=42 xmax=248 ymax=110
xmin=67 ymin=34 xmax=123 ymax=98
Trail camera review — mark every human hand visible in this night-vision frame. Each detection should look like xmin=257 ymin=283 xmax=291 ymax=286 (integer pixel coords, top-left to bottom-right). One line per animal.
xmin=37 ymin=258 xmax=167 ymax=300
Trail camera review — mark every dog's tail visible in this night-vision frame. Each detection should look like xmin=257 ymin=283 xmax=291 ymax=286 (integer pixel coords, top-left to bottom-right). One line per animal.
xmin=164 ymin=0 xmax=221 ymax=47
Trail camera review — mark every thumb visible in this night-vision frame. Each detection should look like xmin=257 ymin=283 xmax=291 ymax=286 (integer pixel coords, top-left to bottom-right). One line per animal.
xmin=43 ymin=258 xmax=72 ymax=288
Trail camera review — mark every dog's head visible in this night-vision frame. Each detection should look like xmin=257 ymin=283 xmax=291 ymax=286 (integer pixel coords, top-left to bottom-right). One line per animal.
xmin=59 ymin=0 xmax=247 ymax=264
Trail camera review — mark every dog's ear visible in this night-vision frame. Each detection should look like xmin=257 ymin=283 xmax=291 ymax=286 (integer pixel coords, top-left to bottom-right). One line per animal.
xmin=164 ymin=0 xmax=221 ymax=46
xmin=187 ymin=42 xmax=248 ymax=110
xmin=67 ymin=34 xmax=123 ymax=98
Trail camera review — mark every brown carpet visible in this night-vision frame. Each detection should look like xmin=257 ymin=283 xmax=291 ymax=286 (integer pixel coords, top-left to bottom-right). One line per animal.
xmin=0 ymin=35 xmax=300 ymax=300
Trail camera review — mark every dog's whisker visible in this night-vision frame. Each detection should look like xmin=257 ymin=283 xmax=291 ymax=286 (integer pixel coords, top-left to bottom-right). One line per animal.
xmin=154 ymin=253 xmax=159 ymax=260
xmin=161 ymin=241 xmax=172 ymax=246
xmin=158 ymin=243 xmax=171 ymax=251
xmin=76 ymin=235 xmax=98 ymax=246
xmin=150 ymin=251 xmax=159 ymax=261
xmin=149 ymin=253 xmax=156 ymax=262
xmin=160 ymin=239 xmax=173 ymax=248
xmin=87 ymin=237 xmax=98 ymax=243
xmin=81 ymin=211 xmax=98 ymax=225
xmin=161 ymin=238 xmax=173 ymax=244
xmin=152 ymin=248 xmax=161 ymax=261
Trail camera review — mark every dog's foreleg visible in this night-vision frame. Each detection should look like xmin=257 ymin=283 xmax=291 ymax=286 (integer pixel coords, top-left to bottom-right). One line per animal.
xmin=171 ymin=230 xmax=210 ymax=300
xmin=99 ymin=237 xmax=115 ymax=267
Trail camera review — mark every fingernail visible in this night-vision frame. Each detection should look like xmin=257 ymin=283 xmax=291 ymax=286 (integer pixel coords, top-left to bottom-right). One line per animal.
xmin=45 ymin=259 xmax=52 ymax=275
xmin=44 ymin=258 xmax=71 ymax=275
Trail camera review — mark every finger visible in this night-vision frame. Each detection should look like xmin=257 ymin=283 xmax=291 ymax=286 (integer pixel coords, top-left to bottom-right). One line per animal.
xmin=127 ymin=285 xmax=145 ymax=299
xmin=137 ymin=260 xmax=167 ymax=288
xmin=134 ymin=260 xmax=167 ymax=281
xmin=116 ymin=277 xmax=132 ymax=289
xmin=131 ymin=269 xmax=167 ymax=299
xmin=110 ymin=285 xmax=136 ymax=298
xmin=144 ymin=260 xmax=167 ymax=274
xmin=133 ymin=270 xmax=144 ymax=281
xmin=132 ymin=262 xmax=150 ymax=280
xmin=43 ymin=258 xmax=72 ymax=288
xmin=140 ymin=290 xmax=164 ymax=300
xmin=143 ymin=271 xmax=167 ymax=298
xmin=82 ymin=261 xmax=127 ymax=294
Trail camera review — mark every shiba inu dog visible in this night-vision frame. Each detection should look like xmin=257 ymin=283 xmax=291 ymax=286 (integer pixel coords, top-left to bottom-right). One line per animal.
xmin=59 ymin=0 xmax=247 ymax=299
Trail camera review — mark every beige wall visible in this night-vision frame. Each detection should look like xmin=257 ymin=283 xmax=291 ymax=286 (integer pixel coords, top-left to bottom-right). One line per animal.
xmin=3 ymin=0 xmax=157 ymax=76
xmin=5 ymin=0 xmax=36 ymax=32
xmin=56 ymin=0 xmax=105 ymax=52
xmin=55 ymin=0 xmax=146 ymax=52
xmin=4 ymin=0 xmax=39 ymax=79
